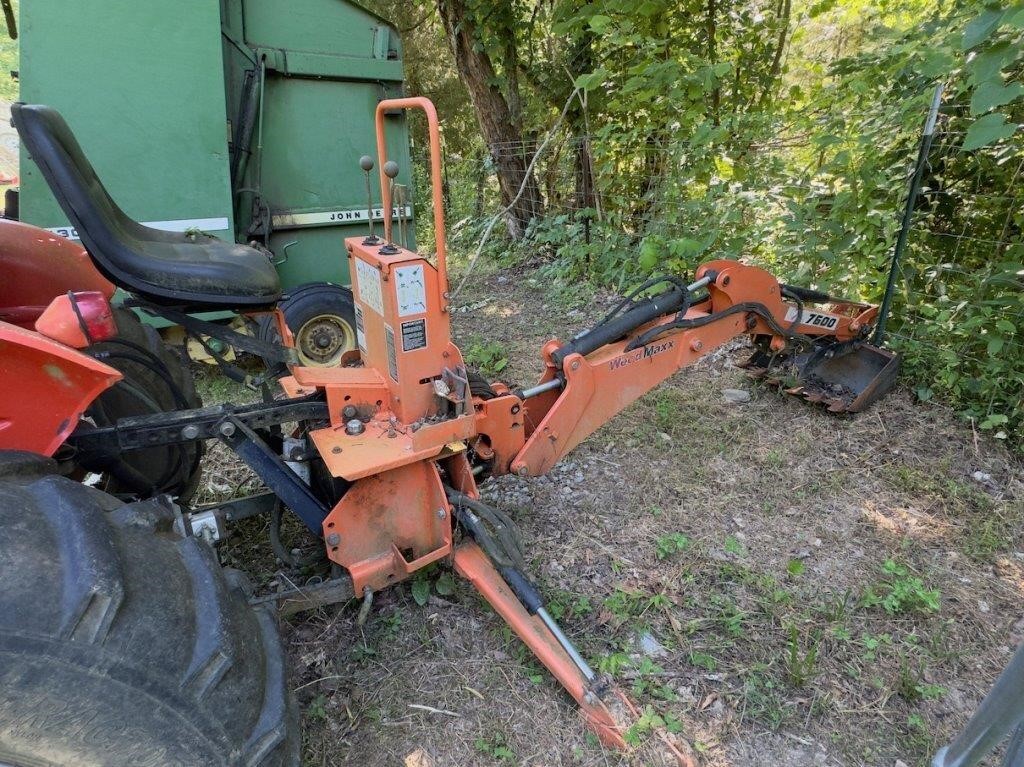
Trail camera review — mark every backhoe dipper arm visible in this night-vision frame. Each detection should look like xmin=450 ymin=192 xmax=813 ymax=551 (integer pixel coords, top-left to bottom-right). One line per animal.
xmin=509 ymin=259 xmax=874 ymax=477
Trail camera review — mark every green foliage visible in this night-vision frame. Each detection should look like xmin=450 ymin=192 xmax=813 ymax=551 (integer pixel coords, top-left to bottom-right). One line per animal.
xmin=861 ymin=560 xmax=941 ymax=615
xmin=376 ymin=0 xmax=1024 ymax=445
xmin=409 ymin=568 xmax=458 ymax=606
xmin=723 ymin=536 xmax=746 ymax=557
xmin=623 ymin=706 xmax=682 ymax=746
xmin=0 ymin=0 xmax=16 ymax=103
xmin=784 ymin=624 xmax=820 ymax=687
xmin=463 ymin=340 xmax=510 ymax=377
xmin=654 ymin=532 xmax=691 ymax=560
xmin=896 ymin=653 xmax=947 ymax=702
xmin=473 ymin=731 xmax=516 ymax=761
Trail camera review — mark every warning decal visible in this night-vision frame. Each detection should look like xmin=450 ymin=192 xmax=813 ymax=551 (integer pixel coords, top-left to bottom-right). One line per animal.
xmin=395 ymin=264 xmax=428 ymax=317
xmin=401 ymin=319 xmax=428 ymax=352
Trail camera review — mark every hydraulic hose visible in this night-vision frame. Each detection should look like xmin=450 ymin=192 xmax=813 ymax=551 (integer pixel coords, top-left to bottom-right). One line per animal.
xmin=551 ymin=286 xmax=688 ymax=367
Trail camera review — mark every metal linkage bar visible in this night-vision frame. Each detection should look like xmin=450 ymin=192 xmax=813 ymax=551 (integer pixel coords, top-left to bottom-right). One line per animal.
xmin=69 ymin=394 xmax=329 ymax=453
xmin=215 ymin=415 xmax=329 ymax=534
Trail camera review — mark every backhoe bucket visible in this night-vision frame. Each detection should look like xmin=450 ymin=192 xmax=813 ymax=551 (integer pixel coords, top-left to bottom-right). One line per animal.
xmin=744 ymin=342 xmax=900 ymax=413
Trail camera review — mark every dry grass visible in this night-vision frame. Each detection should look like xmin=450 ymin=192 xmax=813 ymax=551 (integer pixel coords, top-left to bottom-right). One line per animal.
xmin=197 ymin=268 xmax=1023 ymax=767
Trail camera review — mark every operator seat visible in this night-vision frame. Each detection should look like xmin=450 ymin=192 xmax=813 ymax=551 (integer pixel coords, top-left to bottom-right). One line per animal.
xmin=12 ymin=103 xmax=281 ymax=309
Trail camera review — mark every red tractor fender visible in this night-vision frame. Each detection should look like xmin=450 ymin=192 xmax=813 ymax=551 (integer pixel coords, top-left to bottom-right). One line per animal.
xmin=0 ymin=321 xmax=121 ymax=456
xmin=0 ymin=218 xmax=114 ymax=329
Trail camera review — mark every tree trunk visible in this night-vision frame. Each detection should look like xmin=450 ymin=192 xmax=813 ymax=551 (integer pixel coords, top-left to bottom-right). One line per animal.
xmin=707 ymin=0 xmax=720 ymax=125
xmin=758 ymin=0 xmax=792 ymax=108
xmin=437 ymin=0 xmax=543 ymax=239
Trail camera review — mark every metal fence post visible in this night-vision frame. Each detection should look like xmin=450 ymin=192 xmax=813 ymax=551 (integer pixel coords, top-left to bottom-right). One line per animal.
xmin=873 ymin=83 xmax=945 ymax=346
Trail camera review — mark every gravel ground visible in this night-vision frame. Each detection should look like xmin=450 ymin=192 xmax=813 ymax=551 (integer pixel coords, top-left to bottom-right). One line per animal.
xmin=199 ymin=264 xmax=1023 ymax=767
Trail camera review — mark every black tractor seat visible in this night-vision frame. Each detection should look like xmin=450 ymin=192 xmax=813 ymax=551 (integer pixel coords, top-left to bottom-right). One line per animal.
xmin=12 ymin=103 xmax=281 ymax=309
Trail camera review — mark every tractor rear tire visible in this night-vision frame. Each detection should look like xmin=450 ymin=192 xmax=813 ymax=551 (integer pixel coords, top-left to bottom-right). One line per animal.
xmin=82 ymin=307 xmax=204 ymax=501
xmin=0 ymin=457 xmax=299 ymax=767
xmin=259 ymin=282 xmax=357 ymax=368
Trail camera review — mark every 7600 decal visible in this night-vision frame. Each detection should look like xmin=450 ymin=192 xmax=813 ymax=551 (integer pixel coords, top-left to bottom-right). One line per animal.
xmin=785 ymin=307 xmax=839 ymax=330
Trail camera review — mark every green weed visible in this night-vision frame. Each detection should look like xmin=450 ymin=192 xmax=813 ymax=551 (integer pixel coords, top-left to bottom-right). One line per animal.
xmin=784 ymin=624 xmax=820 ymax=687
xmin=861 ymin=560 xmax=941 ymax=615
xmin=655 ymin=532 xmax=691 ymax=560
xmin=473 ymin=732 xmax=515 ymax=761
xmin=464 ymin=339 xmax=509 ymax=377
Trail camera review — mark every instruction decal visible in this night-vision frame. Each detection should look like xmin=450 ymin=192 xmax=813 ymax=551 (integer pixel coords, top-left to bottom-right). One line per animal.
xmin=400 ymin=319 xmax=428 ymax=352
xmin=356 ymin=258 xmax=384 ymax=316
xmin=385 ymin=325 xmax=399 ymax=382
xmin=394 ymin=264 xmax=427 ymax=317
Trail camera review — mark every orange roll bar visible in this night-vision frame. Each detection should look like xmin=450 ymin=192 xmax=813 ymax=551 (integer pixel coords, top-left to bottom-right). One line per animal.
xmin=374 ymin=97 xmax=448 ymax=294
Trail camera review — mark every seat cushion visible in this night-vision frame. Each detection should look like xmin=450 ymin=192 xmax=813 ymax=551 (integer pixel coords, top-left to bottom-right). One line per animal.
xmin=13 ymin=103 xmax=281 ymax=309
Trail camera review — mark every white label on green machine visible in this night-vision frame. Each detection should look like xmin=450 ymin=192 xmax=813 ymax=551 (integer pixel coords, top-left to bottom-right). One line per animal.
xmin=46 ymin=217 xmax=230 ymax=241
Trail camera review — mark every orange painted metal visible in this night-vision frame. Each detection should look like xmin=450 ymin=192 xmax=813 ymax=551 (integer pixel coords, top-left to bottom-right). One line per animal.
xmin=308 ymin=412 xmax=476 ymax=481
xmin=0 ymin=321 xmax=121 ymax=456
xmin=452 ymin=541 xmax=628 ymax=750
xmin=0 ymin=219 xmax=114 ymax=328
xmin=322 ymin=460 xmax=452 ymax=593
xmin=507 ymin=260 xmax=867 ymax=476
xmin=293 ymin=364 xmax=391 ymax=425
xmin=440 ymin=452 xmax=478 ymax=497
xmin=471 ymin=392 xmax=526 ymax=475
xmin=344 ymin=239 xmax=461 ymax=423
xmin=375 ymin=97 xmax=447 ymax=293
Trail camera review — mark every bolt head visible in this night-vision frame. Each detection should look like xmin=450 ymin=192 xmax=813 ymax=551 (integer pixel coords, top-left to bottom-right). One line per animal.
xmin=342 ymin=405 xmax=358 ymax=419
xmin=516 ymin=466 xmax=529 ymax=477
xmin=571 ymin=360 xmax=580 ymax=371
xmin=218 ymin=422 xmax=235 ymax=437
xmin=436 ymin=508 xmax=447 ymax=519
xmin=331 ymin=446 xmax=343 ymax=454
xmin=181 ymin=424 xmax=200 ymax=440
xmin=345 ymin=419 xmax=366 ymax=436
xmin=690 ymin=339 xmax=704 ymax=352
xmin=326 ymin=533 xmax=341 ymax=546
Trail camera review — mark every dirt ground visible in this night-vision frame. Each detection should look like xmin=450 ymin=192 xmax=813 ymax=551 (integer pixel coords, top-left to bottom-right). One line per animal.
xmin=200 ymin=262 xmax=1023 ymax=767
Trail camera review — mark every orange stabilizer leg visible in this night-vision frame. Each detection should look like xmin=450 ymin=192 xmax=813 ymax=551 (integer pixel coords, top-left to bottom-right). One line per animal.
xmin=453 ymin=541 xmax=695 ymax=765
xmin=453 ymin=541 xmax=626 ymax=748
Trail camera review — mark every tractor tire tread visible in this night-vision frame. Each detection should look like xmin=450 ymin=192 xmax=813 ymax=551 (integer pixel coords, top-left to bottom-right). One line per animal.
xmin=0 ymin=471 xmax=299 ymax=767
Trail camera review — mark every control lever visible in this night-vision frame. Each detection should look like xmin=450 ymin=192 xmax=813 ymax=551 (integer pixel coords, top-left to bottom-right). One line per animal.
xmin=380 ymin=160 xmax=400 ymax=255
xmin=359 ymin=155 xmax=378 ymax=245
